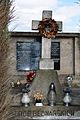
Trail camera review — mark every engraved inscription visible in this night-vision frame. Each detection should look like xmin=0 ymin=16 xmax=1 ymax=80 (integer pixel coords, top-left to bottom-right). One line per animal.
xmin=16 ymin=42 xmax=41 ymax=71
xmin=51 ymin=42 xmax=60 ymax=59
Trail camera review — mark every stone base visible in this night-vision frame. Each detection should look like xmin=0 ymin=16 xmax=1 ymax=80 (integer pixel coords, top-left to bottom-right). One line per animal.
xmin=9 ymin=106 xmax=80 ymax=120
xmin=30 ymin=69 xmax=63 ymax=104
xmin=40 ymin=59 xmax=54 ymax=69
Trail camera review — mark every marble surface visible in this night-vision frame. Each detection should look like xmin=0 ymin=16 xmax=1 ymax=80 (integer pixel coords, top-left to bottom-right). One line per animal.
xmin=33 ymin=115 xmax=80 ymax=119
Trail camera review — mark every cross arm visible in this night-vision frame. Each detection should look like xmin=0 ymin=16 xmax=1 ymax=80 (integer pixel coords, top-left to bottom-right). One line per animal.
xmin=32 ymin=20 xmax=62 ymax=31
xmin=32 ymin=20 xmax=40 ymax=30
xmin=57 ymin=21 xmax=63 ymax=31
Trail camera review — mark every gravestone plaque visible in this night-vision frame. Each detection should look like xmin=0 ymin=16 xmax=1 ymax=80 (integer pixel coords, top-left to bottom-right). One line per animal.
xmin=51 ymin=42 xmax=60 ymax=59
xmin=16 ymin=41 xmax=41 ymax=71
xmin=51 ymin=42 xmax=60 ymax=70
xmin=17 ymin=50 xmax=31 ymax=71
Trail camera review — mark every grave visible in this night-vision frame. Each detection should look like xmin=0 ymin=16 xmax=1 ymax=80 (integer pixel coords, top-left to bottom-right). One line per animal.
xmin=31 ymin=10 xmax=63 ymax=104
xmin=11 ymin=10 xmax=63 ymax=106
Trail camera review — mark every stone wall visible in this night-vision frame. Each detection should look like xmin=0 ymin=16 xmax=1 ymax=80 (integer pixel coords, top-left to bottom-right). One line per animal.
xmin=10 ymin=32 xmax=80 ymax=82
xmin=75 ymin=37 xmax=80 ymax=75
xmin=52 ymin=38 xmax=73 ymax=75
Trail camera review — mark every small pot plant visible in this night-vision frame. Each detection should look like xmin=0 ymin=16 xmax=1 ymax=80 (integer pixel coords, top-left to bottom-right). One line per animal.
xmin=33 ymin=90 xmax=44 ymax=106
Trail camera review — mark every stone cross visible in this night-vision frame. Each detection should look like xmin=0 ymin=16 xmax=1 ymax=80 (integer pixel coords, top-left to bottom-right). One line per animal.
xmin=32 ymin=10 xmax=62 ymax=69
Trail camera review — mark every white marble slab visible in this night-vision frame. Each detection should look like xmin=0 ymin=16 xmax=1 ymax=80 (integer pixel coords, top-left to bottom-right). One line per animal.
xmin=40 ymin=59 xmax=54 ymax=69
xmin=33 ymin=115 xmax=80 ymax=119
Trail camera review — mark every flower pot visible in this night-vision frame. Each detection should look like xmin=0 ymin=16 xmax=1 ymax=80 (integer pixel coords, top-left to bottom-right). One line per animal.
xmin=35 ymin=99 xmax=43 ymax=106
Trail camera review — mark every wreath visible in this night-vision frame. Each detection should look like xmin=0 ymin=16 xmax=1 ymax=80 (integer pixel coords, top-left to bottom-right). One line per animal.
xmin=38 ymin=18 xmax=58 ymax=39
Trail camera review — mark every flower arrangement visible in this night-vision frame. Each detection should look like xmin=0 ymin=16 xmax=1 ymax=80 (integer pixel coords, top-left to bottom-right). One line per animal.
xmin=22 ymin=71 xmax=36 ymax=93
xmin=38 ymin=18 xmax=58 ymax=39
xmin=33 ymin=90 xmax=44 ymax=101
xmin=25 ymin=71 xmax=36 ymax=84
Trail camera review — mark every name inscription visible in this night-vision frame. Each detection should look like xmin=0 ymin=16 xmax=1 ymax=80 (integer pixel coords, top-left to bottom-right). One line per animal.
xmin=11 ymin=109 xmax=75 ymax=117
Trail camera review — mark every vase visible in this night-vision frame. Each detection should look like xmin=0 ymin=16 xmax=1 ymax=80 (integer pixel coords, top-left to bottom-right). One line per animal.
xmin=21 ymin=92 xmax=30 ymax=107
xmin=63 ymin=92 xmax=72 ymax=107
xmin=35 ymin=99 xmax=43 ymax=106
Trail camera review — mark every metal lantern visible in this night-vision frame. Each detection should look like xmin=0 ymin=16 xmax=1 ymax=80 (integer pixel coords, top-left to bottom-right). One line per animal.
xmin=47 ymin=82 xmax=56 ymax=106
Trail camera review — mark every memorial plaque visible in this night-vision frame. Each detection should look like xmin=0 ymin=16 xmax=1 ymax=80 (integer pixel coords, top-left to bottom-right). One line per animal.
xmin=16 ymin=42 xmax=31 ymax=51
xmin=51 ymin=42 xmax=60 ymax=70
xmin=17 ymin=51 xmax=31 ymax=71
xmin=31 ymin=42 xmax=41 ymax=57
xmin=16 ymin=41 xmax=41 ymax=71
xmin=51 ymin=42 xmax=60 ymax=59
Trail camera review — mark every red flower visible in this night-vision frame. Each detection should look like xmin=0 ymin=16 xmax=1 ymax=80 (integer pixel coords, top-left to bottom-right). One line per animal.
xmin=25 ymin=71 xmax=36 ymax=83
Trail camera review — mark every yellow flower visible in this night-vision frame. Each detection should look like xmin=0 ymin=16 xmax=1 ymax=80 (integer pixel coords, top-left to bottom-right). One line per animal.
xmin=33 ymin=90 xmax=44 ymax=100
